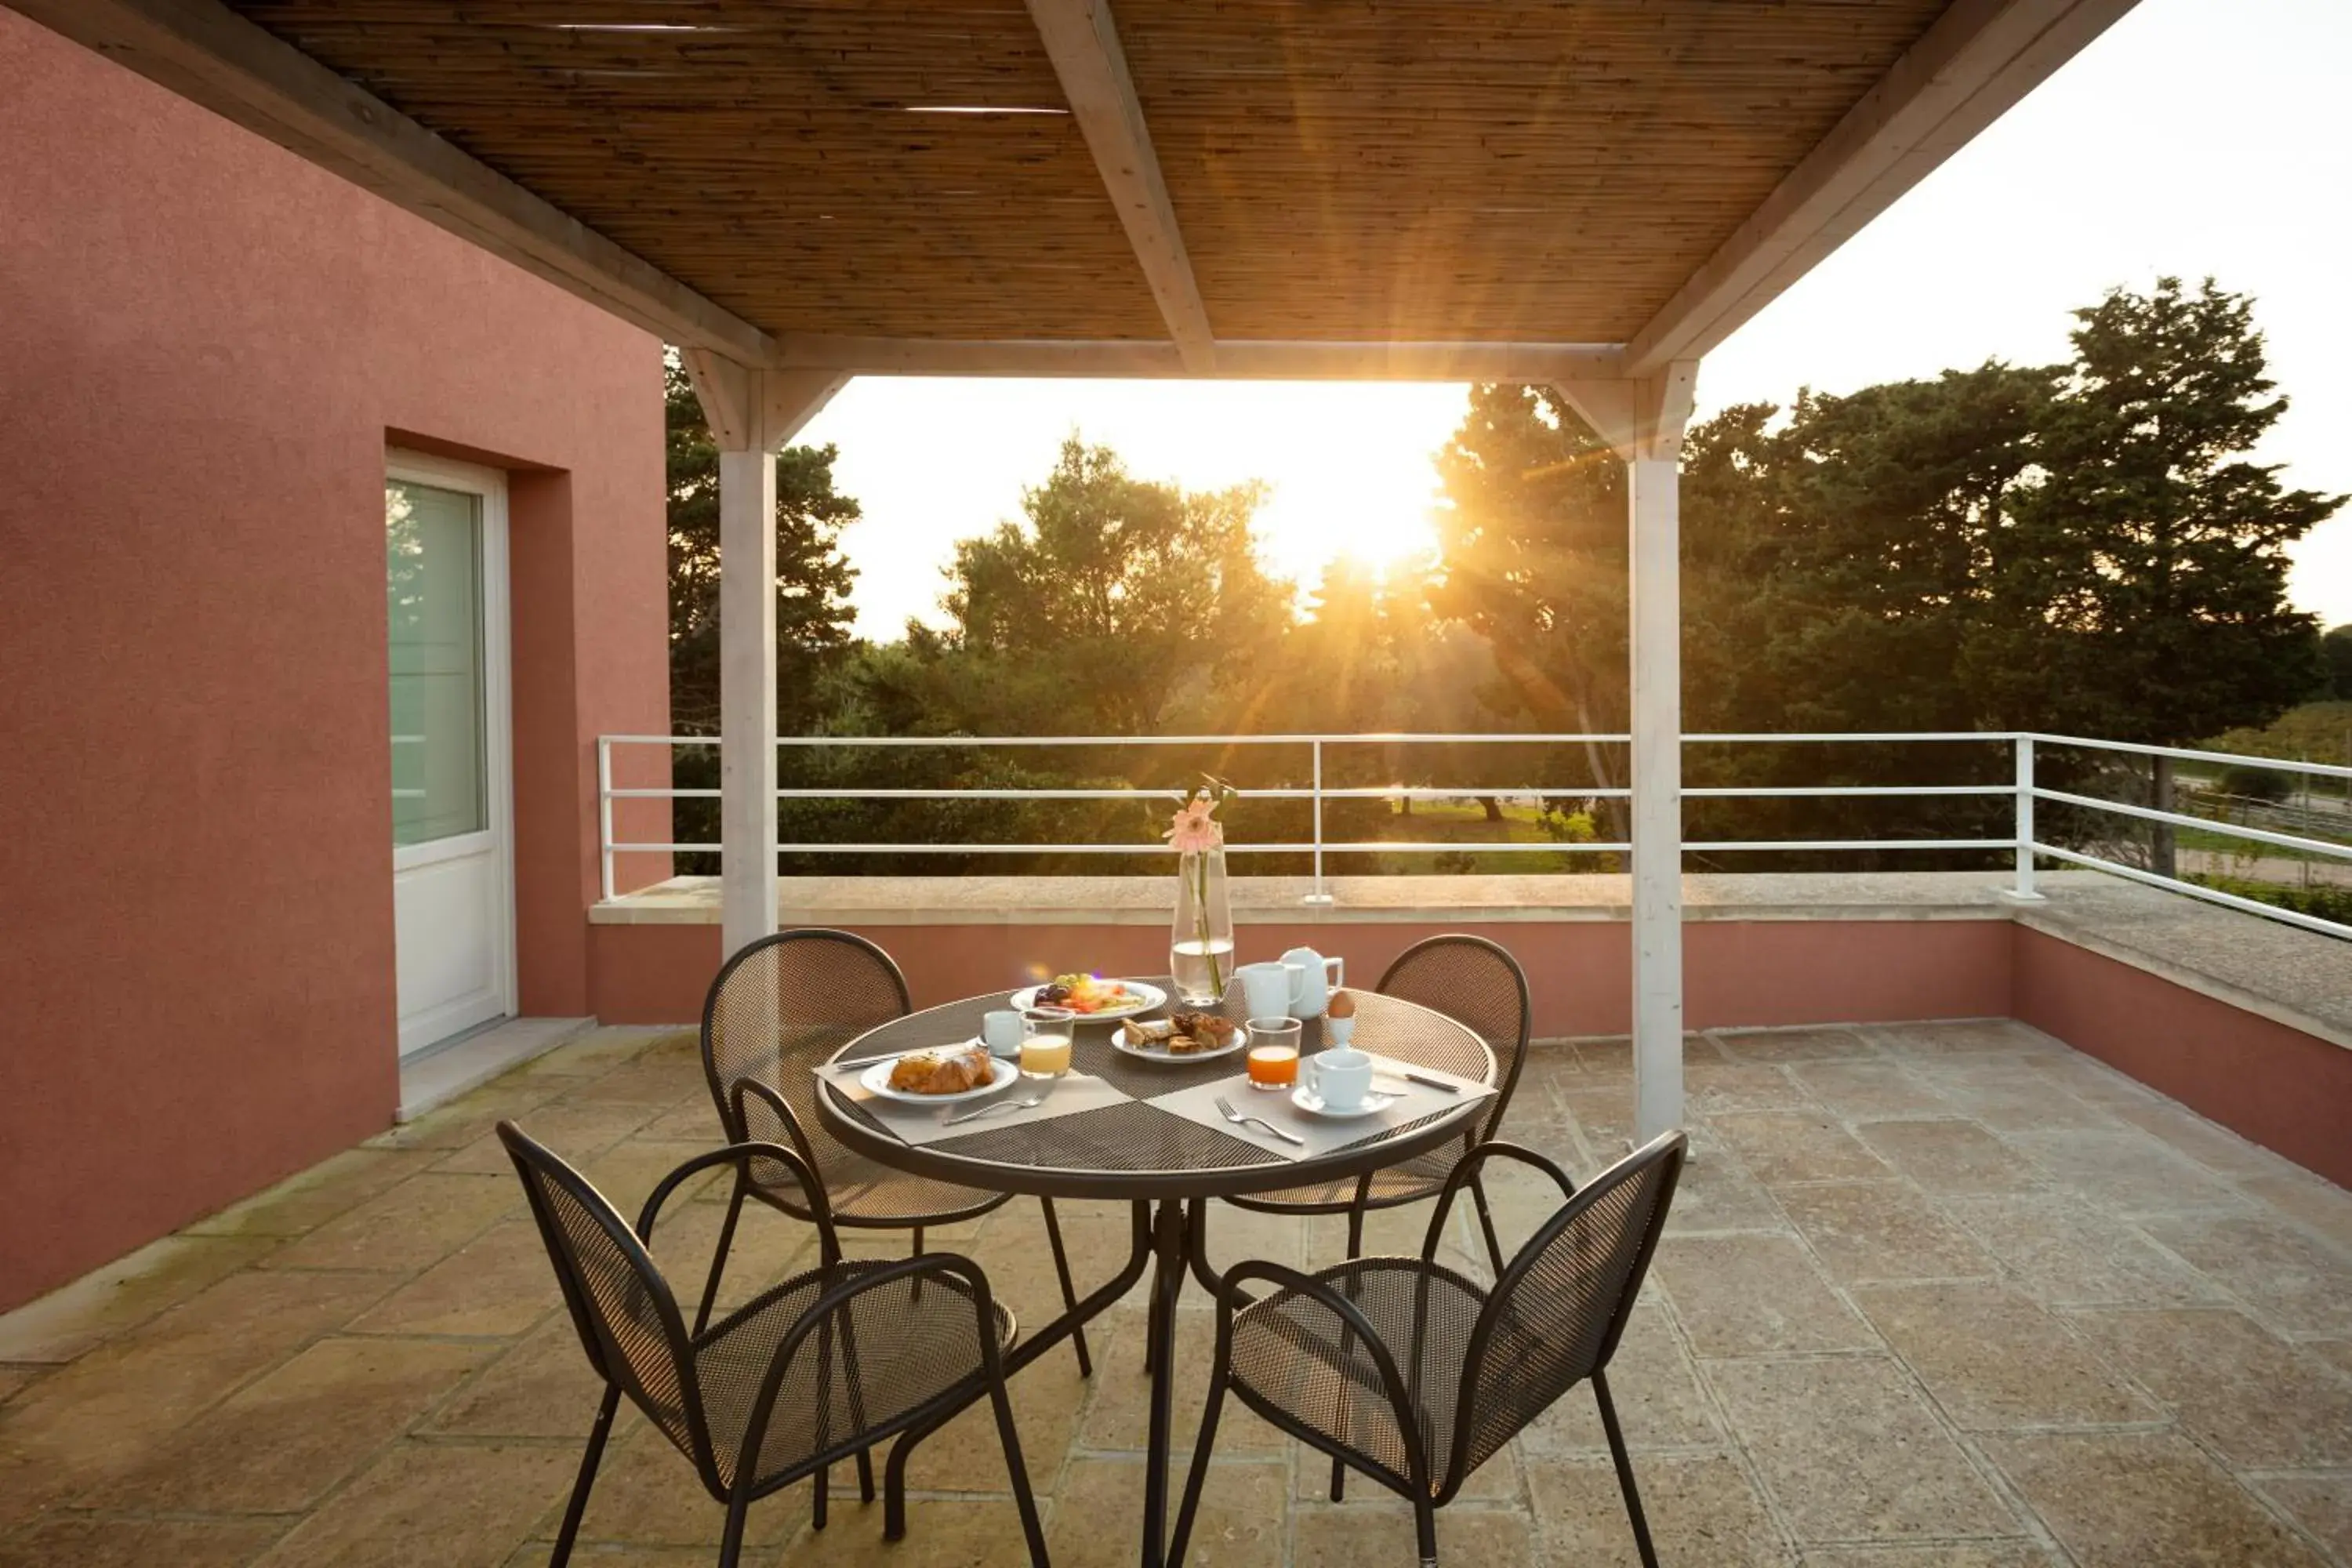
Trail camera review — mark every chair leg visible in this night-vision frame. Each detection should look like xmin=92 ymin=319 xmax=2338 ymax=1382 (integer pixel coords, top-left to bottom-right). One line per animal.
xmin=718 ymin=1479 xmax=754 ymax=1568
xmin=547 ymin=1386 xmax=619 ymax=1568
xmin=1412 ymin=1493 xmax=1439 ymax=1568
xmin=693 ymin=1180 xmax=748 ymax=1337
xmin=1040 ymin=1196 xmax=1094 ymax=1377
xmin=1167 ymin=1351 xmax=1230 ymax=1566
xmin=1331 ymin=1198 xmax=1367 ymax=1504
xmin=833 ymin=1295 xmax=880 ymax=1506
xmin=985 ymin=1356 xmax=1051 ymax=1566
xmin=883 ymin=1424 xmax=919 ymax=1541
xmin=812 ymin=1463 xmax=829 ymax=1531
xmin=1594 ymin=1370 xmax=1661 ymax=1568
xmin=909 ymin=1223 xmax=924 ymax=1305
xmin=1469 ymin=1171 xmax=1507 ymax=1278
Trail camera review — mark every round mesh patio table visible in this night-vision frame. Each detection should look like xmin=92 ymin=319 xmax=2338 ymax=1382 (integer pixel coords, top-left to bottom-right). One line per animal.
xmin=814 ymin=976 xmax=1494 ymax=1567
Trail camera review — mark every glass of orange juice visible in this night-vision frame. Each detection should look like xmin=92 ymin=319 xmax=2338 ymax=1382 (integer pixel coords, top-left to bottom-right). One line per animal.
xmin=1020 ymin=1006 xmax=1076 ymax=1079
xmin=1245 ymin=1017 xmax=1301 ymax=1091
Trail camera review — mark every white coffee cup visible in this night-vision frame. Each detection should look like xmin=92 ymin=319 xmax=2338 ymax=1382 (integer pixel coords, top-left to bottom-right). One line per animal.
xmin=1236 ymin=961 xmax=1294 ymax=1022
xmin=981 ymin=1009 xmax=1025 ymax=1058
xmin=1301 ymin=1045 xmax=1374 ymax=1111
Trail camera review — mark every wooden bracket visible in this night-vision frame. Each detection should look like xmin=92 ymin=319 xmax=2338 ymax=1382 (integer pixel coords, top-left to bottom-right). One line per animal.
xmin=1551 ymin=362 xmax=1700 ymax=463
xmin=681 ymin=350 xmax=848 ymax=452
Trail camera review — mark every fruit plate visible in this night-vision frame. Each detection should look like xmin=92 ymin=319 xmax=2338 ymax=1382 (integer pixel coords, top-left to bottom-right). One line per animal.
xmin=1009 ymin=979 xmax=1167 ymax=1021
xmin=858 ymin=1054 xmax=1020 ymax=1106
xmin=1110 ymin=1022 xmax=1247 ymax=1064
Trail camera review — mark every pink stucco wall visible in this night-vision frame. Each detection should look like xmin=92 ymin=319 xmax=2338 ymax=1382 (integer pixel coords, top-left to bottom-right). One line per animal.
xmin=2013 ymin=927 xmax=2352 ymax=1188
xmin=587 ymin=916 xmax=2016 ymax=1037
xmin=0 ymin=14 xmax=670 ymax=1310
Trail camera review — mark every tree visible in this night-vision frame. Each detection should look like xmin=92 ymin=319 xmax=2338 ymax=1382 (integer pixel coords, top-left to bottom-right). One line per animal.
xmin=1973 ymin=278 xmax=2336 ymax=744
xmin=1692 ymin=365 xmax=2054 ymax=736
xmin=916 ymin=437 xmax=1290 ymax=737
xmin=1428 ymin=384 xmax=1632 ymax=828
xmin=664 ymin=357 xmax=861 ymax=736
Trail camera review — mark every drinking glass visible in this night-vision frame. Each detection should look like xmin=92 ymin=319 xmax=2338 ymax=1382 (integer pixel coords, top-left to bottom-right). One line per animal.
xmin=1020 ymin=1005 xmax=1076 ymax=1080
xmin=1244 ymin=1016 xmax=1301 ymax=1091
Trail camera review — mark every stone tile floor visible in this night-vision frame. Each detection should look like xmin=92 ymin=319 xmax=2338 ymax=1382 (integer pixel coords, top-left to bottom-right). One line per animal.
xmin=2 ymin=1018 xmax=2349 ymax=1566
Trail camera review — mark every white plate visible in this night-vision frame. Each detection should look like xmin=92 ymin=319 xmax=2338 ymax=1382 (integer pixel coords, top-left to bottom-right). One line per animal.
xmin=1290 ymin=1085 xmax=1400 ymax=1120
xmin=859 ymin=1053 xmax=1021 ymax=1106
xmin=1110 ymin=1022 xmax=1247 ymax=1064
xmin=1009 ymin=979 xmax=1167 ymax=1021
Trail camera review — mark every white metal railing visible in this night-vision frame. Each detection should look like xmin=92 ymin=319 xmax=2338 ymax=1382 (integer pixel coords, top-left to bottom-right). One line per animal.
xmin=593 ymin=731 xmax=2352 ymax=939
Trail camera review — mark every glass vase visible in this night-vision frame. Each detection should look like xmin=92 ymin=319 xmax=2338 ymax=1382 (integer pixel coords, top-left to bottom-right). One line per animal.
xmin=1169 ymin=847 xmax=1235 ymax=1005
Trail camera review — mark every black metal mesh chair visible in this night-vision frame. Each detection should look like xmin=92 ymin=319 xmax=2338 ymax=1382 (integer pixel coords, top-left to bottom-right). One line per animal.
xmin=497 ymin=1122 xmax=1047 ymax=1568
xmin=694 ymin=930 xmax=1090 ymax=1378
xmin=1226 ymin=935 xmax=1533 ymax=1269
xmin=1173 ymin=1131 xmax=1686 ymax=1568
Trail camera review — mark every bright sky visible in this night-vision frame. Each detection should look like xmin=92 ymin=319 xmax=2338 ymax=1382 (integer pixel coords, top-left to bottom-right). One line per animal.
xmin=801 ymin=0 xmax=2352 ymax=640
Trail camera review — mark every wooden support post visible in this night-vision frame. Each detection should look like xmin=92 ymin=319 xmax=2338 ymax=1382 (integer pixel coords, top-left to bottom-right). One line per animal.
xmin=1552 ymin=365 xmax=1700 ymax=1147
xmin=682 ymin=354 xmax=849 ymax=959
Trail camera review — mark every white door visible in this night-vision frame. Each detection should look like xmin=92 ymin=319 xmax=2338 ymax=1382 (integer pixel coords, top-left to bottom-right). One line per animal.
xmin=387 ymin=454 xmax=515 ymax=1057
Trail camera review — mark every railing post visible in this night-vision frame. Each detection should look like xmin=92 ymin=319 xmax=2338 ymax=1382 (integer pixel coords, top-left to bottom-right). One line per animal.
xmin=597 ymin=736 xmax=615 ymax=904
xmin=2149 ymin=754 xmax=2176 ymax=880
xmin=2008 ymin=735 xmax=2043 ymax=902
xmin=1304 ymin=739 xmax=1334 ymax=905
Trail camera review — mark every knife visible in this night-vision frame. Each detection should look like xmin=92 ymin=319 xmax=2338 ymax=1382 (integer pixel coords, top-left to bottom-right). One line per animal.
xmin=1374 ymin=1069 xmax=1462 ymax=1094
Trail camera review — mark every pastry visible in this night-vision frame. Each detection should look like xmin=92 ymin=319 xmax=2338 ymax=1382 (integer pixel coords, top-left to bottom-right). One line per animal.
xmin=887 ymin=1044 xmax=994 ymax=1095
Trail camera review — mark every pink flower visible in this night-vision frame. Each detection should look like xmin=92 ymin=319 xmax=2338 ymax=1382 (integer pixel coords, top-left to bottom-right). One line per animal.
xmin=1163 ymin=792 xmax=1225 ymax=855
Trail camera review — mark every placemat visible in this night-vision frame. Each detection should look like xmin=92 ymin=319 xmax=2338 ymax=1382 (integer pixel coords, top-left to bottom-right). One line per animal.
xmin=813 ymin=1062 xmax=1131 ymax=1147
xmin=1144 ymin=1070 xmax=1495 ymax=1163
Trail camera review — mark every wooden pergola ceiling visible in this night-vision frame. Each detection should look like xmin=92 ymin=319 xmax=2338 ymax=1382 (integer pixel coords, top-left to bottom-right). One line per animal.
xmin=20 ymin=0 xmax=2137 ymax=379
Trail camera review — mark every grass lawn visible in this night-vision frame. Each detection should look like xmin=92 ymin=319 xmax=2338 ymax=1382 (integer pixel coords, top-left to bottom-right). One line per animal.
xmin=1356 ymin=797 xmax=1613 ymax=874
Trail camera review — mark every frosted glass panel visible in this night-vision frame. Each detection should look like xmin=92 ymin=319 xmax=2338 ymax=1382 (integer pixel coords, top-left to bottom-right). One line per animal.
xmin=387 ymin=480 xmax=486 ymax=846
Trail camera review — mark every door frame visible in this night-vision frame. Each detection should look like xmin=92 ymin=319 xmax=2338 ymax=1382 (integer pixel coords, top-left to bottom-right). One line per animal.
xmin=387 ymin=448 xmax=517 ymax=1055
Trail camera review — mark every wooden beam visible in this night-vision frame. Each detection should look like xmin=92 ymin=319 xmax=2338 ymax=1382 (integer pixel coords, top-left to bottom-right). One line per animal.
xmin=1622 ymin=0 xmax=2139 ymax=376
xmin=775 ymin=336 xmax=1624 ymax=382
xmin=9 ymin=0 xmax=775 ymax=364
xmin=1025 ymin=0 xmax=1217 ymax=372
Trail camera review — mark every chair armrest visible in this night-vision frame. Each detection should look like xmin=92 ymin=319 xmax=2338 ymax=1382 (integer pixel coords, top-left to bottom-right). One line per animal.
xmin=1217 ymin=1259 xmax=1432 ymax=1485
xmin=1417 ymin=1140 xmax=1577 ymax=1265
xmin=729 ymin=1076 xmax=829 ymax=1185
xmin=635 ymin=1141 xmax=835 ymax=1256
xmin=727 ymin=1250 xmax=1007 ymax=1497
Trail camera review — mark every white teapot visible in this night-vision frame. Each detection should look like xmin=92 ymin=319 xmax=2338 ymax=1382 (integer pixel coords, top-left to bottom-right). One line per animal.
xmin=1278 ymin=946 xmax=1345 ymax=1018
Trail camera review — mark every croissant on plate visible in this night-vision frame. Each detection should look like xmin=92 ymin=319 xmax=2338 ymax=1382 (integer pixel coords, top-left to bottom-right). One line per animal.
xmin=889 ymin=1044 xmax=994 ymax=1095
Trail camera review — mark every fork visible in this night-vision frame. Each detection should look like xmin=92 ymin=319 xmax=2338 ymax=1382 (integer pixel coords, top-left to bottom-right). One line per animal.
xmin=1213 ymin=1094 xmax=1305 ymax=1146
xmin=944 ymin=1094 xmax=1046 ymax=1127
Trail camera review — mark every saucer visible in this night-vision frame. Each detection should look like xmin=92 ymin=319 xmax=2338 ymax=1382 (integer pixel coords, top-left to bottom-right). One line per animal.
xmin=1290 ymin=1086 xmax=1399 ymax=1120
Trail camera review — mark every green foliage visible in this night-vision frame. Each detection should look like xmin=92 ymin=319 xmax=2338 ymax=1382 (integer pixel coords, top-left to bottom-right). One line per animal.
xmin=2208 ymin=700 xmax=2352 ymax=768
xmin=2216 ymin=764 xmax=2290 ymax=802
xmin=1435 ymin=278 xmax=2341 ymax=866
xmin=2187 ymin=873 xmax=2352 ymax=926
xmin=2325 ymin=625 xmax=2352 ymax=699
